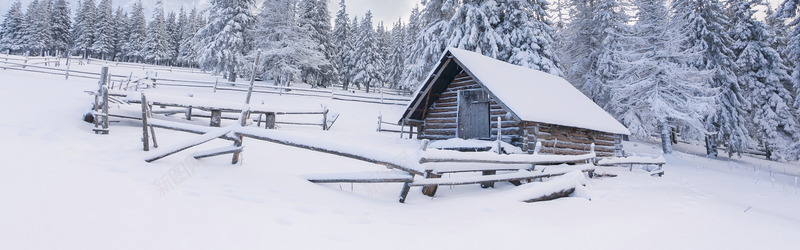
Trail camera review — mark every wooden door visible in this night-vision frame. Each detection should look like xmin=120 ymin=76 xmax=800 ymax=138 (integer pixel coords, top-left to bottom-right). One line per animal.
xmin=457 ymin=89 xmax=490 ymax=139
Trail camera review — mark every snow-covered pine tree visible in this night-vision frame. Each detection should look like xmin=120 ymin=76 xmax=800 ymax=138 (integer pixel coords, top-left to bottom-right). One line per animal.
xmin=495 ymin=0 xmax=562 ymax=76
xmin=376 ymin=21 xmax=391 ymax=88
xmin=608 ymin=0 xmax=713 ymax=154
xmin=352 ymin=11 xmax=383 ymax=93
xmin=91 ymin=0 xmax=115 ymax=60
xmin=402 ymin=0 xmax=458 ymax=89
xmin=404 ymin=5 xmax=420 ymax=53
xmin=332 ymin=0 xmax=350 ymax=89
xmin=446 ymin=0 xmax=502 ymax=59
xmin=194 ymin=0 xmax=256 ymax=81
xmin=765 ymin=2 xmax=790 ymax=56
xmin=0 ymin=1 xmax=26 ymax=54
xmin=387 ymin=19 xmax=406 ymax=89
xmin=142 ymin=1 xmax=169 ymax=65
xmin=166 ymin=11 xmax=179 ymax=65
xmin=557 ymin=0 xmax=625 ymax=107
xmin=297 ymin=0 xmax=337 ymax=87
xmin=23 ymin=0 xmax=53 ymax=56
xmin=50 ymin=0 xmax=71 ymax=55
xmin=175 ymin=8 xmax=189 ymax=66
xmin=340 ymin=15 xmax=359 ymax=89
xmin=178 ymin=7 xmax=201 ymax=67
xmin=111 ymin=7 xmax=126 ymax=60
xmin=72 ymin=0 xmax=96 ymax=58
xmin=123 ymin=0 xmax=146 ymax=62
xmin=730 ymin=0 xmax=798 ymax=160
xmin=774 ymin=0 xmax=800 ymax=159
xmin=250 ymin=0 xmax=325 ymax=86
xmin=674 ymin=0 xmax=749 ymax=157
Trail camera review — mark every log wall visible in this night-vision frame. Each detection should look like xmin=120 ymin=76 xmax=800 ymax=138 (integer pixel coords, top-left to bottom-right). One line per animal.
xmin=419 ymin=72 xmax=521 ymax=142
xmin=417 ymin=71 xmax=621 ymax=157
xmin=524 ymin=122 xmax=618 ymax=157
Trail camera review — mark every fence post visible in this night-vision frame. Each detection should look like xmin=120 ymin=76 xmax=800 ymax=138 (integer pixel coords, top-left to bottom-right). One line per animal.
xmin=141 ymin=93 xmax=150 ymax=151
xmin=376 ymin=112 xmax=382 ymax=132
xmin=380 ymin=87 xmax=384 ymax=104
xmin=400 ymin=119 xmax=405 ymax=138
xmin=496 ymin=117 xmax=502 ymax=154
xmin=322 ymin=106 xmax=329 ymax=130
xmin=213 ymin=77 xmax=219 ymax=92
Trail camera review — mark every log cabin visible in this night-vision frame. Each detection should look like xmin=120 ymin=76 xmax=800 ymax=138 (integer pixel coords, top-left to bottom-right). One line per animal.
xmin=399 ymin=47 xmax=631 ymax=157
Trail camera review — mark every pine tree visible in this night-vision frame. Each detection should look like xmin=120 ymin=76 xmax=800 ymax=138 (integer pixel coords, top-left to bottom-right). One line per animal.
xmin=165 ymin=11 xmax=179 ymax=64
xmin=340 ymin=15 xmax=359 ymax=89
xmin=23 ymin=0 xmax=53 ymax=56
xmin=773 ymin=0 xmax=800 ymax=160
xmin=332 ymin=0 xmax=350 ymax=89
xmin=50 ymin=0 xmax=71 ymax=55
xmin=250 ymin=0 xmax=325 ymax=86
xmin=352 ymin=11 xmax=382 ymax=93
xmin=297 ymin=0 xmax=337 ymax=87
xmin=91 ymin=0 xmax=115 ymax=60
xmin=376 ymin=21 xmax=391 ymax=88
xmin=72 ymin=0 xmax=96 ymax=58
xmin=195 ymin=0 xmax=257 ymax=81
xmin=730 ymin=0 xmax=798 ymax=160
xmin=0 ymin=1 xmax=26 ymax=53
xmin=175 ymin=8 xmax=189 ymax=66
xmin=446 ymin=0 xmax=502 ymax=58
xmin=178 ymin=7 xmax=201 ymax=67
xmin=123 ymin=0 xmax=146 ymax=62
xmin=609 ymin=0 xmax=713 ymax=154
xmin=387 ymin=20 xmax=406 ymax=89
xmin=402 ymin=0 xmax=458 ymax=88
xmin=495 ymin=0 xmax=561 ymax=75
xmin=142 ymin=1 xmax=169 ymax=64
xmin=558 ymin=0 xmax=626 ymax=107
xmin=675 ymin=0 xmax=749 ymax=157
xmin=111 ymin=7 xmax=126 ymax=60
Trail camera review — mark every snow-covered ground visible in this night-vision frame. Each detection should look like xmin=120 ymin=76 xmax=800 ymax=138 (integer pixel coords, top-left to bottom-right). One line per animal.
xmin=2 ymin=62 xmax=800 ymax=249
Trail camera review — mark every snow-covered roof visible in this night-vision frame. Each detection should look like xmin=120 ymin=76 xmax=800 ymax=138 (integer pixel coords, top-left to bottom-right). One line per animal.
xmin=404 ymin=47 xmax=631 ymax=135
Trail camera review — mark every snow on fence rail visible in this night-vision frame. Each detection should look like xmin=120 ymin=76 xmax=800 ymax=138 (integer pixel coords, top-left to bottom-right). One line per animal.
xmin=1 ymin=55 xmax=412 ymax=106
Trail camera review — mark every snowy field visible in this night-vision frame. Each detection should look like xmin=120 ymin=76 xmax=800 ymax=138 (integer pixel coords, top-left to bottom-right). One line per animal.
xmin=2 ymin=61 xmax=800 ymax=249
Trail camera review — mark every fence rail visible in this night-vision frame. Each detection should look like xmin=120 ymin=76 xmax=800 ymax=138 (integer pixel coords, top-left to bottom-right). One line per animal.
xmin=1 ymin=55 xmax=413 ymax=106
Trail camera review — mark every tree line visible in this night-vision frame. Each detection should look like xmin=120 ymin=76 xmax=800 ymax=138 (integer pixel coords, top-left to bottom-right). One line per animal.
xmin=2 ymin=0 xmax=800 ymax=161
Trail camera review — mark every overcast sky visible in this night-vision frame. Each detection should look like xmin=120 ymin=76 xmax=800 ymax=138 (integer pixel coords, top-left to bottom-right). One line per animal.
xmin=0 ymin=0 xmax=419 ymax=27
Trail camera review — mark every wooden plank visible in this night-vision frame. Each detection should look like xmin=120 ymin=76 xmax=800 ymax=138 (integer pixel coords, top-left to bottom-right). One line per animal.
xmin=409 ymin=169 xmax=592 ymax=187
xmin=144 ymin=127 xmax=233 ymax=162
xmin=193 ymin=146 xmax=244 ymax=159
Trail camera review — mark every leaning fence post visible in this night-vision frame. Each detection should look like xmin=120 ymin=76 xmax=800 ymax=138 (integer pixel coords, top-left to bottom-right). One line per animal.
xmin=141 ymin=93 xmax=150 ymax=151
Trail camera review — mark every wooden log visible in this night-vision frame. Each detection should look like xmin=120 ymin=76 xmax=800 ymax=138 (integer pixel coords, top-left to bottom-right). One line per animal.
xmin=480 ymin=170 xmax=497 ymax=188
xmin=522 ymin=187 xmax=576 ymax=203
xmin=421 ymin=171 xmax=441 ymax=197
xmin=398 ymin=182 xmax=411 ymax=203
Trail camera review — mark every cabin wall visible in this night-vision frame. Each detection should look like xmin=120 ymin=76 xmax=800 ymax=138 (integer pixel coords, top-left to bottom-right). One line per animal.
xmin=419 ymin=72 xmax=521 ymax=143
xmin=523 ymin=121 xmax=620 ymax=157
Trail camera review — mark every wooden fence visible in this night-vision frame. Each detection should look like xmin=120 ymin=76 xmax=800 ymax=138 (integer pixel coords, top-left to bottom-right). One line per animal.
xmin=0 ymin=55 xmax=413 ymax=106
